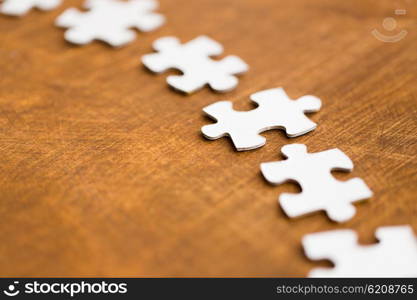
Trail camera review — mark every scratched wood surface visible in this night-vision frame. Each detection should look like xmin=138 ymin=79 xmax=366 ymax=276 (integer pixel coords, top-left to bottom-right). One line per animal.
xmin=0 ymin=0 xmax=416 ymax=277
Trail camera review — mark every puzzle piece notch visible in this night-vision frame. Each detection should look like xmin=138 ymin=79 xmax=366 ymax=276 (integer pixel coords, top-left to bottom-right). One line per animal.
xmin=55 ymin=0 xmax=165 ymax=47
xmin=142 ymin=35 xmax=249 ymax=94
xmin=260 ymin=144 xmax=373 ymax=222
xmin=1 ymin=0 xmax=61 ymax=16
xmin=201 ymin=88 xmax=321 ymax=151
xmin=303 ymin=226 xmax=417 ymax=277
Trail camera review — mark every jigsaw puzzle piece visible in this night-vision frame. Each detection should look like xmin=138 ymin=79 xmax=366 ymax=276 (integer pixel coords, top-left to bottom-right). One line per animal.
xmin=202 ymin=89 xmax=321 ymax=151
xmin=261 ymin=144 xmax=373 ymax=222
xmin=1 ymin=0 xmax=61 ymax=16
xmin=168 ymin=59 xmax=248 ymax=93
xmin=59 ymin=14 xmax=136 ymax=46
xmin=142 ymin=36 xmax=224 ymax=74
xmin=303 ymin=226 xmax=417 ymax=277
xmin=56 ymin=0 xmax=165 ymax=47
xmin=272 ymin=145 xmax=367 ymax=221
xmin=279 ymin=176 xmax=372 ymax=222
xmin=142 ymin=35 xmax=248 ymax=93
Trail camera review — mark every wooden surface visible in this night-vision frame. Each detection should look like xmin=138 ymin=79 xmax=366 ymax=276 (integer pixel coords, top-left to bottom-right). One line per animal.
xmin=0 ymin=0 xmax=416 ymax=277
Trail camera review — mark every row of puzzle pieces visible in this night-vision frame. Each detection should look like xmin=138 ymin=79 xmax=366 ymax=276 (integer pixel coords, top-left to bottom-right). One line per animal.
xmin=2 ymin=0 xmax=416 ymax=278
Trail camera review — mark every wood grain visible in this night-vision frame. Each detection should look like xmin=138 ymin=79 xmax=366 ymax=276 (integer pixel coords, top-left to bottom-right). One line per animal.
xmin=0 ymin=0 xmax=416 ymax=277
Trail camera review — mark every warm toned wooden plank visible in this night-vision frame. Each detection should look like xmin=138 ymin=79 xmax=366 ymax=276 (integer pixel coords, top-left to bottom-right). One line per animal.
xmin=0 ymin=0 xmax=416 ymax=276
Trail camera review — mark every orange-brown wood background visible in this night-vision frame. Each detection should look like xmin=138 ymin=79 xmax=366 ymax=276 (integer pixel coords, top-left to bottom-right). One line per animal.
xmin=0 ymin=0 xmax=416 ymax=277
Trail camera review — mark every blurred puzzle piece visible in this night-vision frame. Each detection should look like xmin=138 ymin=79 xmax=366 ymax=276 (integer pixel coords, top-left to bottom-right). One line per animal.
xmin=261 ymin=144 xmax=372 ymax=222
xmin=142 ymin=35 xmax=248 ymax=94
xmin=1 ymin=0 xmax=61 ymax=16
xmin=56 ymin=0 xmax=164 ymax=47
xmin=303 ymin=225 xmax=417 ymax=277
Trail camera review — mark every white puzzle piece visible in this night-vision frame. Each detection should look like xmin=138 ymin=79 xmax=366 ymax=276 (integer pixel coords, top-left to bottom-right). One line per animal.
xmin=1 ymin=0 xmax=61 ymax=16
xmin=141 ymin=35 xmax=249 ymax=94
xmin=201 ymin=88 xmax=321 ymax=151
xmin=303 ymin=225 xmax=417 ymax=277
xmin=260 ymin=144 xmax=372 ymax=222
xmin=55 ymin=0 xmax=165 ymax=47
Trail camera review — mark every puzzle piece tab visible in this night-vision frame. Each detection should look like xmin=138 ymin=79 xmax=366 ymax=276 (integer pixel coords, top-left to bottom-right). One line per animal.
xmin=202 ymin=88 xmax=321 ymax=151
xmin=303 ymin=226 xmax=417 ymax=277
xmin=1 ymin=0 xmax=61 ymax=16
xmin=55 ymin=0 xmax=165 ymax=47
xmin=260 ymin=144 xmax=372 ymax=222
xmin=142 ymin=35 xmax=249 ymax=94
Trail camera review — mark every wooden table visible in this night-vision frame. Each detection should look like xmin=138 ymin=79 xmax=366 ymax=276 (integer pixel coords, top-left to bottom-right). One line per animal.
xmin=0 ymin=0 xmax=416 ymax=277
